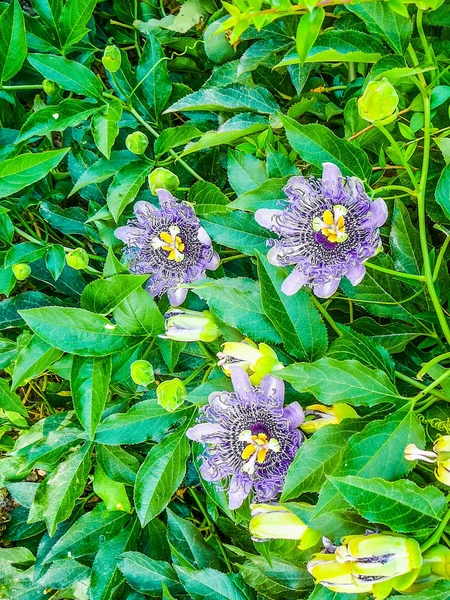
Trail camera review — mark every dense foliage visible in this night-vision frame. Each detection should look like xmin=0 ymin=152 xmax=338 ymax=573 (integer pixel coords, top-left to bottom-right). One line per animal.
xmin=1 ymin=0 xmax=450 ymax=598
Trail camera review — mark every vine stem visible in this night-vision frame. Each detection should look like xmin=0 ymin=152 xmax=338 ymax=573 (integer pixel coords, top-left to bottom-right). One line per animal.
xmin=189 ymin=487 xmax=234 ymax=573
xmin=433 ymin=235 xmax=450 ymax=281
xmin=364 ymin=261 xmax=425 ymax=282
xmin=417 ymin=352 xmax=450 ymax=380
xmin=421 ymin=504 xmax=450 ymax=552
xmin=412 ymin=369 xmax=450 ymax=402
xmin=375 ymin=124 xmax=420 ymax=193
xmin=1 ymin=84 xmax=43 ymax=90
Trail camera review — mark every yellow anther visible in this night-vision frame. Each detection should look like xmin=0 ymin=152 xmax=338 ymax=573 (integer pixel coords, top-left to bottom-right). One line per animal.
xmin=313 ymin=205 xmax=348 ymax=244
xmin=242 ymin=444 xmax=256 ymax=460
xmin=323 ymin=210 xmax=334 ymax=226
xmin=257 ymin=448 xmax=268 ymax=463
xmin=153 ymin=227 xmax=185 ymax=262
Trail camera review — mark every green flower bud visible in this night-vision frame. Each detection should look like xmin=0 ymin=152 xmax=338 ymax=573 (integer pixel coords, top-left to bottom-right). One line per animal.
xmin=12 ymin=263 xmax=31 ymax=281
xmin=405 ymin=436 xmax=450 ymax=487
xmin=131 ymin=359 xmax=154 ymax=386
xmin=415 ymin=0 xmax=445 ymax=9
xmin=148 ymin=168 xmax=180 ymax=195
xmin=161 ymin=308 xmax=220 ymax=343
xmin=357 ymin=78 xmax=399 ymax=125
xmin=249 ymin=503 xmax=321 ymax=550
xmin=217 ymin=338 xmax=283 ymax=385
xmin=126 ymin=131 xmax=149 ymax=155
xmin=102 ymin=45 xmax=122 ymax=73
xmin=301 ymin=403 xmax=358 ymax=434
xmin=156 ymin=378 xmax=186 ymax=412
xmin=66 ymin=248 xmax=89 ymax=270
xmin=42 ymin=79 xmax=60 ymax=96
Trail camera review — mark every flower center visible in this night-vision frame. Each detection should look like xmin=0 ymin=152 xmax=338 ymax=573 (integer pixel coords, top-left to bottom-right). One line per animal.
xmin=238 ymin=430 xmax=280 ymax=475
xmin=151 ymin=225 xmax=185 ymax=262
xmin=312 ymin=205 xmax=348 ymax=244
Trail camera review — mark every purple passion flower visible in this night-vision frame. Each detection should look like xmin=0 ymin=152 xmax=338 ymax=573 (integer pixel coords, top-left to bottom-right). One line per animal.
xmin=255 ymin=163 xmax=388 ymax=298
xmin=115 ymin=189 xmax=220 ymax=306
xmin=186 ymin=367 xmax=304 ymax=509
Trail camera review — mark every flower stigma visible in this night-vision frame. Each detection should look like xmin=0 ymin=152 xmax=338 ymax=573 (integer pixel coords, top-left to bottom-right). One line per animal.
xmin=313 ymin=205 xmax=348 ymax=244
xmin=239 ymin=429 xmax=280 ymax=475
xmin=152 ymin=225 xmax=185 ymax=262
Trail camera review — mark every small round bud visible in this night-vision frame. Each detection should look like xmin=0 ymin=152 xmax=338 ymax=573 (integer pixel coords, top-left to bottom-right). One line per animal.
xmin=43 ymin=79 xmax=60 ymax=96
xmin=130 ymin=360 xmax=154 ymax=387
xmin=148 ymin=168 xmax=180 ymax=195
xmin=156 ymin=378 xmax=186 ymax=412
xmin=102 ymin=45 xmax=122 ymax=73
xmin=12 ymin=263 xmax=31 ymax=280
xmin=66 ymin=248 xmax=89 ymax=270
xmin=357 ymin=78 xmax=399 ymax=125
xmin=126 ymin=131 xmax=149 ymax=155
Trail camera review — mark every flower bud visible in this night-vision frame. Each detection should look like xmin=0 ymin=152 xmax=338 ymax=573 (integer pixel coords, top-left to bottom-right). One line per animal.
xmin=217 ymin=339 xmax=283 ymax=385
xmin=157 ymin=378 xmax=186 ymax=412
xmin=402 ymin=545 xmax=450 ymax=593
xmin=102 ymin=45 xmax=122 ymax=72
xmin=405 ymin=437 xmax=450 ymax=487
xmin=42 ymin=79 xmax=60 ymax=96
xmin=66 ymin=248 xmax=89 ymax=270
xmin=12 ymin=263 xmax=31 ymax=280
xmin=161 ymin=309 xmax=220 ymax=343
xmin=249 ymin=503 xmax=321 ymax=550
xmin=357 ymin=78 xmax=399 ymax=125
xmin=308 ymin=553 xmax=375 ymax=594
xmin=126 ymin=131 xmax=149 ymax=155
xmin=415 ymin=0 xmax=445 ymax=9
xmin=131 ymin=359 xmax=154 ymax=386
xmin=148 ymin=168 xmax=180 ymax=195
xmin=301 ymin=403 xmax=358 ymax=434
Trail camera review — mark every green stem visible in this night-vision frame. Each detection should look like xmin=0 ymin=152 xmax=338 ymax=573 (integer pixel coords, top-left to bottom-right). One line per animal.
xmin=189 ymin=488 xmax=234 ymax=573
xmin=183 ymin=362 xmax=209 ymax=386
xmin=421 ymin=504 xmax=450 ymax=552
xmin=433 ymin=235 xmax=450 ymax=281
xmin=415 ymin=396 xmax=437 ymax=414
xmin=412 ymin=369 xmax=450 ymax=402
xmin=376 ymin=124 xmax=420 ymax=193
xmin=416 ymin=9 xmax=433 ymax=66
xmin=197 ymin=341 xmax=217 ymax=363
xmin=311 ymin=296 xmax=342 ymax=337
xmin=417 ymin=352 xmax=450 ymax=381
xmin=13 ymin=226 xmax=105 ymax=262
xmin=221 ymin=253 xmax=247 ymax=264
xmin=372 ymin=185 xmax=417 ymax=197
xmin=364 ymin=261 xmax=425 ymax=282
xmin=1 ymin=84 xmax=43 ymax=91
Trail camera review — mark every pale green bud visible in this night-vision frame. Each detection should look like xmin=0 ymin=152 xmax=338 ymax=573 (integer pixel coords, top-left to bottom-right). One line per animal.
xmin=131 ymin=359 xmax=154 ymax=386
xmin=66 ymin=248 xmax=89 ymax=270
xmin=148 ymin=168 xmax=180 ymax=195
xmin=102 ymin=45 xmax=122 ymax=72
xmin=161 ymin=308 xmax=220 ymax=343
xmin=42 ymin=79 xmax=60 ymax=96
xmin=357 ymin=78 xmax=399 ymax=125
xmin=126 ymin=131 xmax=149 ymax=155
xmin=12 ymin=263 xmax=31 ymax=281
xmin=217 ymin=338 xmax=283 ymax=385
xmin=301 ymin=403 xmax=358 ymax=434
xmin=157 ymin=378 xmax=186 ymax=412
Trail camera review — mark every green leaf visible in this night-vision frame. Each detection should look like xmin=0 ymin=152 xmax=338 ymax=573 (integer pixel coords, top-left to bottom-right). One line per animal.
xmin=43 ymin=503 xmax=130 ymax=562
xmin=308 ymin=586 xmax=366 ymax=600
xmin=69 ymin=152 xmax=137 ymax=197
xmin=166 ymin=509 xmax=220 ymax=570
xmin=16 ymin=100 xmax=98 ymax=144
xmin=390 ymin=581 xmax=450 ymax=600
xmin=328 ymin=475 xmax=446 ymax=533
xmin=390 ymin=199 xmax=422 ymax=275
xmin=281 ymin=417 xmax=364 ymax=500
xmin=350 ymin=317 xmax=421 ymax=354
xmin=278 ymin=30 xmax=385 ymax=66
xmin=189 ymin=277 xmax=282 ymax=344
xmin=134 ymin=417 xmax=193 ymax=526
xmin=19 ymin=307 xmax=135 ymax=357
xmin=81 ymin=274 xmax=149 ymax=315
xmin=0 ymin=149 xmax=70 ymax=199
xmin=112 ymin=286 xmax=164 ymax=336
xmin=266 ymin=150 xmax=298 ymax=179
xmin=118 ymin=552 xmax=183 ymax=596
xmin=200 ymin=212 xmax=274 ymax=256
xmin=154 ymin=125 xmax=202 ymax=156
xmin=12 ymin=334 xmax=63 ymax=390
xmin=436 ymin=164 xmax=450 ymax=221
xmin=93 ymin=463 xmax=131 ymax=512
xmin=296 ymin=8 xmax=325 ymax=65
xmin=4 ymin=242 xmax=46 ymax=268
xmin=280 ymin=115 xmax=371 ymax=180
xmin=59 ymin=0 xmax=97 ymax=49
xmin=45 ymin=245 xmax=66 ymax=281
xmin=36 ymin=558 xmax=90 ymax=589
xmin=92 ymin=100 xmax=123 ymax=159
xmin=256 ymin=252 xmax=328 ymax=362
xmin=90 ymin=520 xmax=139 ymax=600
xmin=188 ymin=181 xmax=229 ymax=215
xmin=96 ymin=444 xmax=139 ymax=485
xmin=279 ymin=358 xmax=400 ymax=407
xmin=175 ymin=567 xmax=250 ymax=600
xmin=241 ymin=556 xmax=312 ymax=600
xmin=230 ymin=177 xmax=290 ymax=212
xmin=106 ymin=161 xmax=152 ymax=222
xmin=0 ymin=0 xmax=27 ymax=83
xmin=227 ymin=149 xmax=268 ymax=195
xmin=30 ymin=442 xmax=92 ymax=536
xmin=95 ymin=402 xmax=188 ymax=445
xmin=28 ymin=53 xmax=103 ymax=98
xmin=137 ymin=33 xmax=172 ymax=117
xmin=347 ymin=1 xmax=412 ymax=54
xmin=71 ymin=355 xmax=112 ymax=439
xmin=165 ymin=84 xmax=279 ymax=115
xmin=0 ymin=379 xmax=28 ymax=415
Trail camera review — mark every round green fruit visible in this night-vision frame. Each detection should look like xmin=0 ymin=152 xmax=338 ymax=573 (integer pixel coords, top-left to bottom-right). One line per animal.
xmin=203 ymin=20 xmax=236 ymax=65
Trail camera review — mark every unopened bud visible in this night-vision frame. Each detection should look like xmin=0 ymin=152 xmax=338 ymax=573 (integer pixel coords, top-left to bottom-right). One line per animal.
xmin=66 ymin=248 xmax=89 ymax=270
xmin=157 ymin=378 xmax=186 ymax=412
xmin=102 ymin=45 xmax=122 ymax=73
xmin=126 ymin=131 xmax=149 ymax=155
xmin=43 ymin=79 xmax=60 ymax=96
xmin=301 ymin=403 xmax=358 ymax=434
xmin=357 ymin=78 xmax=399 ymax=125
xmin=12 ymin=263 xmax=31 ymax=280
xmin=161 ymin=308 xmax=220 ymax=343
xmin=131 ymin=359 xmax=154 ymax=386
xmin=217 ymin=339 xmax=283 ymax=385
xmin=249 ymin=503 xmax=321 ymax=549
xmin=148 ymin=168 xmax=180 ymax=195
